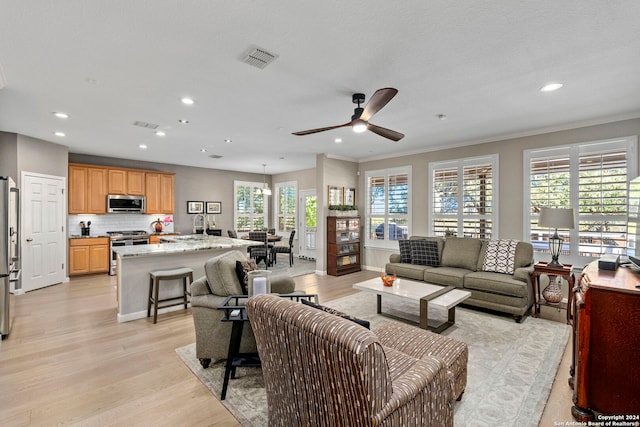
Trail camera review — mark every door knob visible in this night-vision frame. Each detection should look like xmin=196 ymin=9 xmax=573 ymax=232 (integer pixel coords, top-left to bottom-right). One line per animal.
xmin=26 ymin=238 xmax=33 ymax=242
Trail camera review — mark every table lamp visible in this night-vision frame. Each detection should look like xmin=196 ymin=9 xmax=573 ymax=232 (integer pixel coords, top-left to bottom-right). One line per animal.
xmin=537 ymin=207 xmax=575 ymax=267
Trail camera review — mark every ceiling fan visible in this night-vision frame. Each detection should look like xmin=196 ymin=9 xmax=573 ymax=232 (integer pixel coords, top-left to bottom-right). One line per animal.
xmin=292 ymin=88 xmax=404 ymax=142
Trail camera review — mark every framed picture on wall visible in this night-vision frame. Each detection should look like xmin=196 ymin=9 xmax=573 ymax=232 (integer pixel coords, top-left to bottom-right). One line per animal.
xmin=328 ymin=185 xmax=343 ymax=205
xmin=343 ymin=187 xmax=356 ymax=205
xmin=187 ymin=201 xmax=204 ymax=214
xmin=206 ymin=201 xmax=222 ymax=214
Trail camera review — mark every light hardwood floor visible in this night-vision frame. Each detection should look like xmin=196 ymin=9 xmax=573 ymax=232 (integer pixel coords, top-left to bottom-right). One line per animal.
xmin=0 ymin=270 xmax=573 ymax=426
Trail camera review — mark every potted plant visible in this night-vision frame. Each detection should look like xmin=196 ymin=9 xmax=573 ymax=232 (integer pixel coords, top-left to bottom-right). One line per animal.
xmin=329 ymin=204 xmax=358 ymax=217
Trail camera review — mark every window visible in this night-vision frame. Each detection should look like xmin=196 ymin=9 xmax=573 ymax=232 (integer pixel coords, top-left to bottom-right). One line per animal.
xmin=234 ymin=181 xmax=268 ymax=232
xmin=525 ymin=137 xmax=637 ymax=262
xmin=430 ymin=155 xmax=498 ymax=238
xmin=365 ymin=166 xmax=411 ymax=247
xmin=274 ymin=181 xmax=297 ymax=233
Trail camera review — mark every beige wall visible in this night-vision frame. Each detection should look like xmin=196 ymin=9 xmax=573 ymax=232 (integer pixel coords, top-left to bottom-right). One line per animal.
xmin=0 ymin=132 xmax=18 ymax=180
xmin=360 ymin=118 xmax=640 ymax=270
xmin=17 ymin=135 xmax=68 ymax=181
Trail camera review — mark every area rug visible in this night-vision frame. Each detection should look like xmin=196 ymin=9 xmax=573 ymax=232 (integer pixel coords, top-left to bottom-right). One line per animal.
xmin=176 ymin=291 xmax=570 ymax=427
xmin=268 ymin=256 xmax=316 ymax=277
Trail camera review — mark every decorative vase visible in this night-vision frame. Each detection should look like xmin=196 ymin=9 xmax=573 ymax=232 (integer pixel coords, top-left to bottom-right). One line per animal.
xmin=542 ymin=282 xmax=563 ymax=304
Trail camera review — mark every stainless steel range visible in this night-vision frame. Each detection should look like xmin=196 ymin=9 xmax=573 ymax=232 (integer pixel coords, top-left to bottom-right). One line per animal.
xmin=108 ymin=230 xmax=150 ymax=275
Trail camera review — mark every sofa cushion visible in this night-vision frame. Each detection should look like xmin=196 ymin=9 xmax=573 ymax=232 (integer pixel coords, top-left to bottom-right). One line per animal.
xmin=398 ymin=239 xmax=412 ymax=263
xmin=235 ymin=259 xmax=258 ymax=294
xmin=441 ymin=237 xmax=482 ymax=271
xmin=204 ymin=250 xmax=247 ymax=296
xmin=463 ymin=271 xmax=530 ymax=298
xmin=301 ymin=299 xmax=370 ymax=329
xmin=410 ymin=236 xmax=445 ymax=260
xmin=410 ymin=240 xmax=440 ymax=266
xmin=481 ymin=239 xmax=519 ymax=274
xmin=386 ymin=262 xmax=434 ymax=281
xmin=423 ymin=267 xmax=468 ymax=288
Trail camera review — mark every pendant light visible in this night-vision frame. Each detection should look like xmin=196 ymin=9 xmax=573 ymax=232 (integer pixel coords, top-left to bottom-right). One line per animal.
xmin=256 ymin=163 xmax=272 ymax=196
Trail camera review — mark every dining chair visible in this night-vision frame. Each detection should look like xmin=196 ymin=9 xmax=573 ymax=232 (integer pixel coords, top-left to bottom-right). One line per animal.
xmin=227 ymin=229 xmax=237 ymax=238
xmin=248 ymin=231 xmax=270 ymax=268
xmin=272 ymin=230 xmax=296 ymax=267
xmin=268 ymin=228 xmax=276 ymax=235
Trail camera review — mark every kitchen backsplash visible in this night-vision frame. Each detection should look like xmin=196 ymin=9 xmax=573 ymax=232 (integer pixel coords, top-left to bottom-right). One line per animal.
xmin=68 ymin=214 xmax=175 ymax=236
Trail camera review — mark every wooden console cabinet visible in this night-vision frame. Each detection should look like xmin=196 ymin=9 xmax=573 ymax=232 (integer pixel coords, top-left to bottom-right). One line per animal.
xmin=570 ymin=261 xmax=640 ymax=420
xmin=327 ymin=216 xmax=361 ymax=276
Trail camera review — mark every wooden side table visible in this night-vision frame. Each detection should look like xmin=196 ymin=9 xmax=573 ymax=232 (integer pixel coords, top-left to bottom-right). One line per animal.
xmin=531 ymin=262 xmax=574 ymax=324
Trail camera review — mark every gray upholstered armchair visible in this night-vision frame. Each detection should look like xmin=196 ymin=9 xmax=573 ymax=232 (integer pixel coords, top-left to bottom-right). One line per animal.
xmin=190 ymin=250 xmax=296 ymax=368
xmin=246 ymin=294 xmax=454 ymax=426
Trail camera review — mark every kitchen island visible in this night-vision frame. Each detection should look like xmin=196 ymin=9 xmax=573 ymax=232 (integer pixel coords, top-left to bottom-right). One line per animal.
xmin=112 ymin=235 xmax=257 ymax=322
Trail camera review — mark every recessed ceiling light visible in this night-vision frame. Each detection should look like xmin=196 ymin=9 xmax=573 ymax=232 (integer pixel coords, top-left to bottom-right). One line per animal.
xmin=437 ymin=114 xmax=447 ymax=120
xmin=53 ymin=112 xmax=69 ymax=119
xmin=181 ymin=97 xmax=194 ymax=105
xmin=334 ymin=138 xmax=342 ymax=144
xmin=139 ymin=144 xmax=147 ymax=149
xmin=54 ymin=131 xmax=65 ymax=137
xmin=179 ymin=119 xmax=190 ymax=124
xmin=200 ymin=148 xmax=206 ymax=152
xmin=540 ymin=83 xmax=563 ymax=92
xmin=155 ymin=131 xmax=166 ymax=137
xmin=224 ymin=139 xmax=232 ymax=143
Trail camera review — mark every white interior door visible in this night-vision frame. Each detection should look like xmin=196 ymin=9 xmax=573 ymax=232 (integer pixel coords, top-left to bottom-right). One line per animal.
xmin=299 ymin=189 xmax=317 ymax=260
xmin=21 ymin=172 xmax=66 ymax=292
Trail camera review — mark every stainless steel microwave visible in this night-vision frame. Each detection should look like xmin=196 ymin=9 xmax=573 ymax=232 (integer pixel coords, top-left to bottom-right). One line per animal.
xmin=107 ymin=195 xmax=146 ymax=213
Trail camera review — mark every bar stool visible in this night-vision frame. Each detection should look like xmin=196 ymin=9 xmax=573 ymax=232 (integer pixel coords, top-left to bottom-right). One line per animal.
xmin=148 ymin=267 xmax=194 ymax=323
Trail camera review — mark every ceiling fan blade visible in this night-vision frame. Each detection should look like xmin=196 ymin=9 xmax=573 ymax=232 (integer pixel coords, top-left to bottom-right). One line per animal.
xmin=359 ymin=88 xmax=398 ymax=122
xmin=367 ymin=123 xmax=405 ymax=142
xmin=292 ymin=122 xmax=352 ymax=136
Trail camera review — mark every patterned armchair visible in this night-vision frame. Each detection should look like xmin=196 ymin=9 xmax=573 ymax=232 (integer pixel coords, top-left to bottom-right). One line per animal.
xmin=246 ymin=294 xmax=454 ymax=427
xmin=190 ymin=250 xmax=296 ymax=368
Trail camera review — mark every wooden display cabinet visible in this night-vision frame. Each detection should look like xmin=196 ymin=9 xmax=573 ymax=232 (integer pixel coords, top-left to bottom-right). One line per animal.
xmin=570 ymin=261 xmax=640 ymax=420
xmin=327 ymin=216 xmax=361 ymax=276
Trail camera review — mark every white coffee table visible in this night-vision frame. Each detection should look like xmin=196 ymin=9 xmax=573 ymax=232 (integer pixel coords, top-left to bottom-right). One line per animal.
xmin=353 ymin=277 xmax=471 ymax=333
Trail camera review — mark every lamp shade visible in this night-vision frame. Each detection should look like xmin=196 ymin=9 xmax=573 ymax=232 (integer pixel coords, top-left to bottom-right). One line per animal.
xmin=538 ymin=207 xmax=575 ymax=229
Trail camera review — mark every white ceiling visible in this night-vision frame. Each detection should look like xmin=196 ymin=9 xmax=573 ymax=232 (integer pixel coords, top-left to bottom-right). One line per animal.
xmin=1 ymin=1 xmax=640 ymax=174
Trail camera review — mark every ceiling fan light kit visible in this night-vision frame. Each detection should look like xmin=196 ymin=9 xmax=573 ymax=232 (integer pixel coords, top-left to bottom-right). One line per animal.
xmin=292 ymin=88 xmax=405 ymax=142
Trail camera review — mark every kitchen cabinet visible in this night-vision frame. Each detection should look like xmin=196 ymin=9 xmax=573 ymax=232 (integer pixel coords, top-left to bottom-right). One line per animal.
xmin=149 ymin=233 xmax=178 ymax=244
xmin=69 ymin=164 xmax=108 ymax=214
xmin=69 ymin=237 xmax=110 ymax=275
xmin=327 ymin=216 xmax=361 ymax=276
xmin=145 ymin=172 xmax=175 ymax=214
xmin=108 ymin=169 xmax=145 ymax=195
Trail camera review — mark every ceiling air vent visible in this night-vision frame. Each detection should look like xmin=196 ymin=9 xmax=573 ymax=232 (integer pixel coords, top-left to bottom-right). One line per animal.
xmin=242 ymin=46 xmax=279 ymax=69
xmin=208 ymin=154 xmax=223 ymax=159
xmin=132 ymin=121 xmax=159 ymax=130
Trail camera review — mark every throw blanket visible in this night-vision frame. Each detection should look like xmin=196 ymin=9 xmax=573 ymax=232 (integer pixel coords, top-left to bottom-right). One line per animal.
xmin=482 ymin=239 xmax=518 ymax=275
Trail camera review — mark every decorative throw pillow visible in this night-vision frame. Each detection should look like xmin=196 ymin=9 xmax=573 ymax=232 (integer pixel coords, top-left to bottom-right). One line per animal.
xmin=235 ymin=259 xmax=258 ymax=294
xmin=482 ymin=239 xmax=519 ymax=275
xmin=398 ymin=239 xmax=412 ymax=263
xmin=410 ymin=239 xmax=440 ymax=267
xmin=301 ymin=299 xmax=370 ymax=329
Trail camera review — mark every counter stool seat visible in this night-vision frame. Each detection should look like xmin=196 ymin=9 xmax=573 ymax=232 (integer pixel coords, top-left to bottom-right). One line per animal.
xmin=148 ymin=267 xmax=194 ymax=323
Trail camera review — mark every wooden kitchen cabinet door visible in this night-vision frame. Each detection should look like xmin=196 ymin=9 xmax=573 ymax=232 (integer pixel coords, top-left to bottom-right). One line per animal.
xmin=87 ymin=167 xmax=108 ymax=213
xmin=145 ymin=172 xmax=161 ymax=213
xmin=69 ymin=165 xmax=88 ymax=214
xmin=89 ymin=244 xmax=109 ymax=272
xmin=69 ymin=245 xmax=90 ymax=275
xmin=127 ymin=171 xmax=145 ymax=195
xmin=160 ymin=173 xmax=174 ymax=213
xmin=108 ymin=169 xmax=127 ymax=194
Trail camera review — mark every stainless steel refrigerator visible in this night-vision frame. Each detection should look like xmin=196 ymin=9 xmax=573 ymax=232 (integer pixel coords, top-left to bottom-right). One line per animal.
xmin=1 ymin=176 xmax=20 ymax=338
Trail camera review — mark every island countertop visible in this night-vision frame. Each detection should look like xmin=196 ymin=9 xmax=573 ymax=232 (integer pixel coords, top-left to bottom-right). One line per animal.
xmin=112 ymin=235 xmax=257 ymax=258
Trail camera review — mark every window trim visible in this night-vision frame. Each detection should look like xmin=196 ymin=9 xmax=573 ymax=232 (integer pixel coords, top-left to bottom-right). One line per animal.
xmin=233 ymin=180 xmax=269 ymax=232
xmin=364 ymin=165 xmax=412 ymax=249
xmin=428 ymin=154 xmax=499 ymax=238
xmin=273 ymin=180 xmax=297 ymax=234
xmin=523 ymin=136 xmax=637 ymax=264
